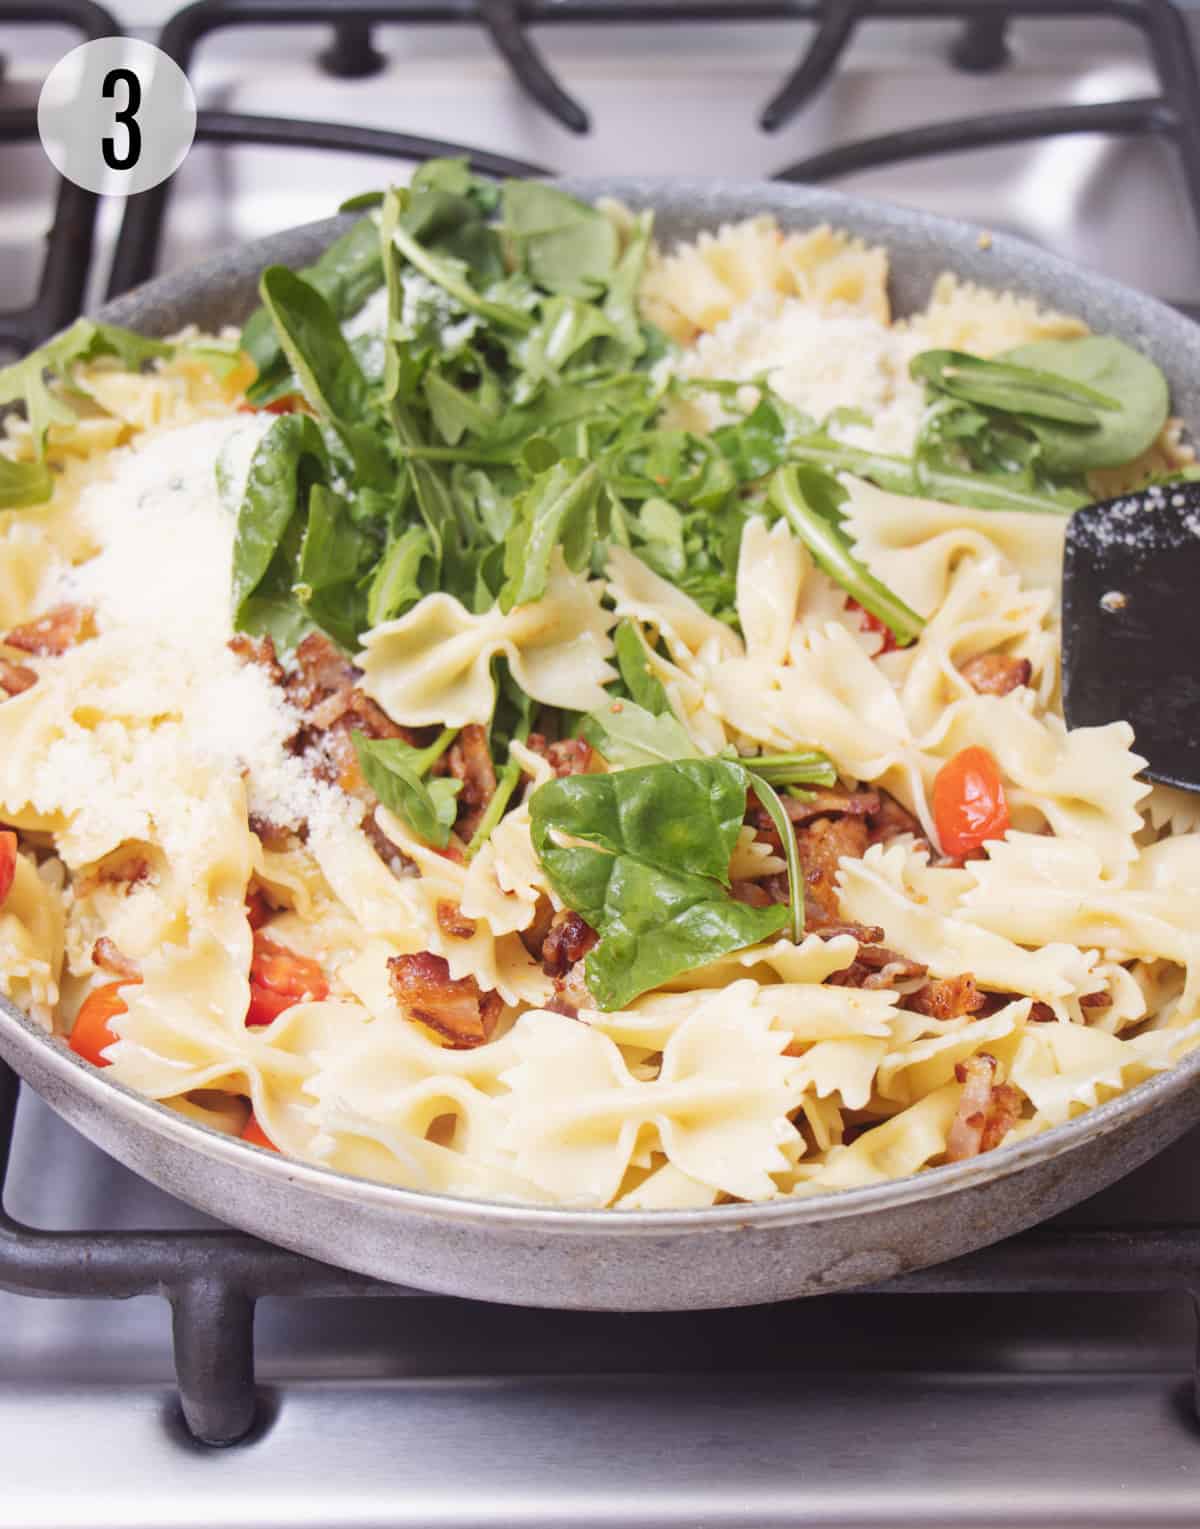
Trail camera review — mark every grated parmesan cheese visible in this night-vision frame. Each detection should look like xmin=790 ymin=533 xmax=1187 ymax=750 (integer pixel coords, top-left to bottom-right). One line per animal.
xmin=668 ymin=291 xmax=929 ymax=456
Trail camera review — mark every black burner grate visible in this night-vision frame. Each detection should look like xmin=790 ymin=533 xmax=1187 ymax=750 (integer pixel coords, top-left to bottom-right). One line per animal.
xmin=0 ymin=1 xmax=116 ymax=352
xmin=6 ymin=0 xmax=1200 ymax=1451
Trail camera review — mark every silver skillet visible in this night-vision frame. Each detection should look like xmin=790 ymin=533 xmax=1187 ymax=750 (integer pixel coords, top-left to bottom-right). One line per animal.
xmin=1 ymin=178 xmax=1197 ymax=1312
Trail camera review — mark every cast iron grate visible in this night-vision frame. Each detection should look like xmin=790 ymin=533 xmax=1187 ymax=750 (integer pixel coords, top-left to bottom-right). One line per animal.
xmin=7 ymin=0 xmax=1200 ymax=1451
xmin=0 ymin=1 xmax=116 ymax=352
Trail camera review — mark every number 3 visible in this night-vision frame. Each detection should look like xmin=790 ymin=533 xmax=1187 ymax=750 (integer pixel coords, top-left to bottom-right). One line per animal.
xmin=101 ymin=67 xmax=142 ymax=171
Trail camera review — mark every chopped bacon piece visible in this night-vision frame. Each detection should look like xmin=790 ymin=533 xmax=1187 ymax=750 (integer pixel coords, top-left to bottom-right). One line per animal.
xmin=448 ymin=724 xmax=497 ymax=841
xmin=541 ymin=910 xmax=598 ymax=979
xmin=1027 ymin=1001 xmax=1056 ymax=1023
xmin=548 ymin=956 xmax=595 ymax=1018
xmin=227 ymin=633 xmax=284 ymax=686
xmin=815 ymin=920 xmax=886 ymax=946
xmin=360 ymin=808 xmax=413 ymax=876
xmin=732 ymin=879 xmax=773 ymax=909
xmin=437 ymin=899 xmax=477 ymax=939
xmin=527 ymin=734 xmax=599 ymax=777
xmin=519 ymin=897 xmax=556 ymax=963
xmin=248 ymin=812 xmax=295 ymax=852
xmin=1079 ymin=990 xmax=1113 ymax=1011
xmin=904 ymin=973 xmax=984 ymax=1020
xmin=828 ymin=942 xmax=928 ymax=991
xmin=979 ymin=992 xmax=1056 ymax=1023
xmin=946 ymin=1053 xmax=1023 ymax=1161
xmin=0 ymin=657 xmax=36 ymax=696
xmin=748 ymin=787 xmax=878 ymax=841
xmin=285 ymin=631 xmax=358 ymax=714
xmin=91 ymin=936 xmax=141 ymax=982
xmin=867 ymin=789 xmax=926 ymax=847
xmin=960 ymin=653 xmax=1033 ymax=698
xmin=6 ymin=603 xmax=94 ymax=656
xmin=796 ymin=814 xmax=869 ymax=924
xmin=387 ymin=951 xmax=502 ymax=1049
xmin=0 ymin=830 xmax=16 ymax=907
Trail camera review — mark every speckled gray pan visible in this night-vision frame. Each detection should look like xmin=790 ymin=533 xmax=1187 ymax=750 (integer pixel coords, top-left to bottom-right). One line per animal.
xmin=2 ymin=179 xmax=1198 ymax=1311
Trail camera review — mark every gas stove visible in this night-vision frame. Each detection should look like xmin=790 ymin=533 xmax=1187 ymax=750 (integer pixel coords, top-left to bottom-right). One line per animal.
xmin=5 ymin=4 xmax=1200 ymax=1525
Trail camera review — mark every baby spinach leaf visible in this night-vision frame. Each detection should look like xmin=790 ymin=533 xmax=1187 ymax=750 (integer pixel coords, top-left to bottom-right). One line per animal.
xmin=232 ymin=411 xmax=329 ymax=624
xmin=769 ymin=465 xmax=924 ymax=647
xmin=242 ymin=217 xmax=382 ymax=400
xmin=0 ymin=456 xmax=53 ymax=508
xmin=613 ymin=618 xmax=672 ymax=715
xmin=367 ymin=525 xmax=436 ymax=626
xmin=581 ymin=698 xmax=701 ymax=768
xmin=501 ymin=182 xmax=618 ymax=298
xmin=423 ymin=368 xmax=498 ymax=444
xmin=294 ymin=483 xmax=373 ymax=650
xmin=498 ymin=459 xmax=602 ymax=611
xmin=258 ymin=265 xmax=390 ymax=487
xmin=910 ymin=349 xmax=1115 ymax=427
xmin=530 ymin=759 xmax=786 ymax=1009
xmin=353 ymin=732 xmax=462 ymax=848
xmin=1001 ymin=335 xmax=1169 ymax=472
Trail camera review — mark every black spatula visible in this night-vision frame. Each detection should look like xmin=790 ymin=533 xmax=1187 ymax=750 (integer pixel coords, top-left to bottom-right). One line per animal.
xmin=1062 ymin=480 xmax=1200 ymax=792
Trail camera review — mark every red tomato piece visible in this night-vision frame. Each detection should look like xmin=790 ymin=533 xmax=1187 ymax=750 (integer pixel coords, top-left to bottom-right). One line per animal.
xmin=246 ymin=932 xmax=328 ymax=1027
xmin=932 ymin=746 xmax=1011 ymax=858
xmin=240 ymin=1110 xmax=279 ymax=1152
xmin=0 ymin=830 xmax=17 ymax=908
xmin=238 ymin=394 xmax=302 ymax=416
xmin=245 ymin=887 xmax=272 ymax=931
xmin=69 ymin=980 xmax=138 ymax=1067
xmin=844 ymin=597 xmax=899 ymax=655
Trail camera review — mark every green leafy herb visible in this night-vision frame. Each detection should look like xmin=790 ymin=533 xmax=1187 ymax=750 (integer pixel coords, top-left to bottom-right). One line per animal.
xmin=581 ymin=698 xmax=700 ymax=768
xmin=530 ymin=759 xmax=787 ymax=1009
xmin=498 ymin=460 xmax=602 ymax=611
xmin=352 ymin=731 xmax=461 ymax=848
xmin=294 ymin=483 xmax=373 ymax=650
xmin=745 ymin=774 xmax=804 ymax=944
xmin=367 ymin=525 xmax=436 ymax=625
xmin=745 ymin=751 xmax=837 ymax=789
xmin=242 ymin=217 xmax=383 ymax=402
xmin=910 ymin=349 xmax=1117 ymax=427
xmin=612 ymin=618 xmax=671 ymax=715
xmin=769 ymin=465 xmax=924 ymax=647
xmin=0 ymin=456 xmax=53 ymax=509
xmin=501 ymin=182 xmax=618 ymax=299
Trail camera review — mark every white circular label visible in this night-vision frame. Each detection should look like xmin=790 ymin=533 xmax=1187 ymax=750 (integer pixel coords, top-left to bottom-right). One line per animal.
xmin=37 ymin=38 xmax=197 ymax=197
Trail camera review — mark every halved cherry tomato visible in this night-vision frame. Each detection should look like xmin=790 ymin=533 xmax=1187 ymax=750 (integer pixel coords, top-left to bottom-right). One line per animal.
xmin=0 ymin=830 xmax=17 ymax=908
xmin=237 ymin=393 xmax=301 ymax=416
xmin=933 ymin=745 xmax=1010 ymax=858
xmin=246 ymin=931 xmax=329 ymax=1027
xmin=69 ymin=979 xmax=139 ymax=1067
xmin=240 ymin=1110 xmax=279 ymax=1152
xmin=845 ymin=597 xmax=899 ymax=656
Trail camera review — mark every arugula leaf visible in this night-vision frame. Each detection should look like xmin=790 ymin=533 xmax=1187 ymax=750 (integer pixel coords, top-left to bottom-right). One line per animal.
xmin=746 ymin=774 xmax=804 ymax=944
xmin=0 ymin=319 xmax=171 ymax=458
xmin=581 ymin=698 xmax=701 ymax=768
xmin=232 ymin=411 xmax=329 ymax=632
xmin=294 ymin=483 xmax=373 ymax=649
xmin=769 ymin=465 xmax=924 ymax=647
xmin=423 ymin=368 xmax=498 ymax=444
xmin=242 ymin=217 xmax=383 ymax=401
xmin=746 ymin=750 xmax=837 ymax=789
xmin=910 ymin=350 xmax=1116 ymax=426
xmin=258 ymin=265 xmax=391 ymax=487
xmin=530 ymin=759 xmax=787 ymax=1009
xmin=613 ymin=618 xmax=672 ymax=715
xmin=367 ymin=525 xmax=436 ymax=625
xmin=501 ymin=182 xmax=618 ymax=298
xmin=353 ymin=732 xmax=462 ymax=848
xmin=390 ymin=200 xmax=533 ymax=335
xmin=0 ymin=456 xmax=53 ymax=509
xmin=1001 ymin=336 xmax=1169 ymax=472
xmin=498 ymin=460 xmax=602 ymax=611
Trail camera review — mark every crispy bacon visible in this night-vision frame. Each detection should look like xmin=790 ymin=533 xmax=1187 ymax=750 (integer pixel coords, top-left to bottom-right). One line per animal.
xmin=227 ymin=633 xmax=284 ymax=686
xmin=526 ymin=734 xmax=599 ymax=778
xmin=1079 ymin=990 xmax=1113 ymax=1011
xmin=436 ymin=899 xmax=477 ymax=939
xmin=285 ymin=631 xmax=358 ymax=714
xmin=448 ymin=724 xmax=497 ymax=841
xmin=796 ymin=814 xmax=869 ymax=924
xmin=248 ymin=812 xmax=295 ymax=852
xmin=828 ymin=943 xmax=928 ymax=991
xmin=519 ymin=897 xmax=556 ymax=963
xmin=867 ymin=789 xmax=926 ymax=847
xmin=91 ymin=936 xmax=141 ymax=982
xmin=548 ymin=956 xmax=595 ymax=1018
xmin=6 ymin=603 xmax=94 ymax=656
xmin=541 ymin=910 xmax=598 ymax=978
xmin=0 ymin=656 xmax=36 ymax=696
xmin=960 ymin=653 xmax=1033 ymax=698
xmin=387 ymin=951 xmax=502 ymax=1049
xmin=815 ymin=920 xmax=886 ymax=945
xmin=904 ymin=973 xmax=985 ymax=1021
xmin=945 ymin=1052 xmax=1022 ymax=1161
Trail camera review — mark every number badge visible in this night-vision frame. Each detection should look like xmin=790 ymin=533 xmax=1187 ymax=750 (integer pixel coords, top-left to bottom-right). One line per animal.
xmin=38 ymin=39 xmax=197 ymax=197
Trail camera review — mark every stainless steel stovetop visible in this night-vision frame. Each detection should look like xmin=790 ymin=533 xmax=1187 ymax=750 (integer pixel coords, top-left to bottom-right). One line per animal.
xmin=5 ymin=6 xmax=1200 ymax=1525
